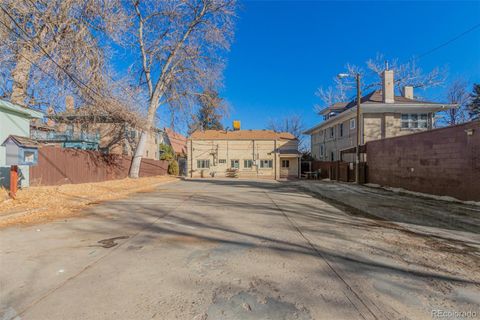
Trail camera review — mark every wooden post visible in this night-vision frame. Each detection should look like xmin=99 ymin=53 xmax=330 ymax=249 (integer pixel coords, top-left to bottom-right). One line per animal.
xmin=9 ymin=165 xmax=18 ymax=199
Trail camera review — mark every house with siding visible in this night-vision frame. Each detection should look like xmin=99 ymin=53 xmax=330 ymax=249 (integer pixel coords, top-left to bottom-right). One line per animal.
xmin=188 ymin=129 xmax=300 ymax=180
xmin=33 ymin=97 xmax=162 ymax=160
xmin=304 ymin=70 xmax=454 ymax=162
xmin=0 ymin=99 xmax=43 ymax=188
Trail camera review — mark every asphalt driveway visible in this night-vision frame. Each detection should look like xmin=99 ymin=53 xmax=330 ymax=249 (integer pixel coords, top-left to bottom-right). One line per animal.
xmin=1 ymin=179 xmax=479 ymax=320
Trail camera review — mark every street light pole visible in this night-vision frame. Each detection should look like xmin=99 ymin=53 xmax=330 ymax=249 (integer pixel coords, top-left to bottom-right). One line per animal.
xmin=355 ymin=73 xmax=361 ymax=184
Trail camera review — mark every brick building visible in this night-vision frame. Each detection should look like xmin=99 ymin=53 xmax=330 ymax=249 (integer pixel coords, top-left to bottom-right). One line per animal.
xmin=304 ymin=70 xmax=455 ymax=162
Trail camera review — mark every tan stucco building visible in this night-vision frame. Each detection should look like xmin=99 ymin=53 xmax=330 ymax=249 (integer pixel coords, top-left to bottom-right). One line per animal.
xmin=188 ymin=130 xmax=300 ymax=180
xmin=305 ymin=70 xmax=454 ymax=162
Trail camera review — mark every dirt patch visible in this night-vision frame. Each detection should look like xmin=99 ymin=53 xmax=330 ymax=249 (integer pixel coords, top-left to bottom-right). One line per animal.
xmin=0 ymin=176 xmax=178 ymax=228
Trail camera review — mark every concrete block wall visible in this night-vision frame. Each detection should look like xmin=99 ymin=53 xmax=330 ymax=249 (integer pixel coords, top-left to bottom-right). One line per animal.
xmin=366 ymin=121 xmax=480 ymax=201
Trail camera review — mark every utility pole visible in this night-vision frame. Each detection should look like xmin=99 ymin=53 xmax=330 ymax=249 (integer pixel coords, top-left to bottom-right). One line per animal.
xmin=355 ymin=73 xmax=361 ymax=184
xmin=337 ymin=72 xmax=362 ymax=184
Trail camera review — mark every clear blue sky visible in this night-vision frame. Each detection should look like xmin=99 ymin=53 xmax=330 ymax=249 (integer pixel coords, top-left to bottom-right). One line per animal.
xmin=220 ymin=0 xmax=480 ymax=131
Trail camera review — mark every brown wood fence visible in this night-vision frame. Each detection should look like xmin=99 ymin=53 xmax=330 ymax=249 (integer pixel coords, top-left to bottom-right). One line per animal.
xmin=30 ymin=146 xmax=168 ymax=186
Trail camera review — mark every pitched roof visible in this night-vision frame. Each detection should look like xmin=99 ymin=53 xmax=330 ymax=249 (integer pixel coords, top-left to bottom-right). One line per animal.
xmin=2 ymin=135 xmax=39 ymax=148
xmin=190 ymin=130 xmax=297 ymax=140
xmin=343 ymin=90 xmax=442 ymax=109
xmin=319 ymin=102 xmax=349 ymax=115
xmin=164 ymin=128 xmax=187 ymax=155
xmin=0 ymin=99 xmax=44 ymax=119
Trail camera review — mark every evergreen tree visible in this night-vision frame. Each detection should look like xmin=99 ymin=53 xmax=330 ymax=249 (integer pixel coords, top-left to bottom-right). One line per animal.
xmin=468 ymin=84 xmax=480 ymax=121
xmin=189 ymin=90 xmax=225 ymax=134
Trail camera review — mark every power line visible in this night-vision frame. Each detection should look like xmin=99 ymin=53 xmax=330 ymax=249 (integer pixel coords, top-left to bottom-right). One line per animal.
xmin=1 ymin=7 xmax=154 ymax=123
xmin=0 ymin=5 xmax=106 ymax=102
xmin=417 ymin=22 xmax=480 ymax=59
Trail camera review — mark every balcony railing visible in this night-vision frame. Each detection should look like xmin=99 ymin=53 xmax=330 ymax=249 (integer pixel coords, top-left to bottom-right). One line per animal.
xmin=31 ymin=131 xmax=100 ymax=143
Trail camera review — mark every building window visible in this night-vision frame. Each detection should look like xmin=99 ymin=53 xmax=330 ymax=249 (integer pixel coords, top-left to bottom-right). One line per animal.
xmin=244 ymin=160 xmax=253 ymax=168
xmin=330 ymin=127 xmax=334 ymax=138
xmin=401 ymin=114 xmax=428 ymax=129
xmin=281 ymin=160 xmax=290 ymax=168
xmin=197 ymin=159 xmax=210 ymax=168
xmin=331 ymin=152 xmax=335 ymax=161
xmin=231 ymin=159 xmax=239 ymax=169
xmin=320 ymin=144 xmax=324 ymax=156
xmin=260 ymin=159 xmax=273 ymax=168
xmin=219 ymin=159 xmax=226 ymax=164
xmin=420 ymin=114 xmax=428 ymax=128
xmin=350 ymin=118 xmax=355 ymax=129
xmin=339 ymin=123 xmax=344 ymax=137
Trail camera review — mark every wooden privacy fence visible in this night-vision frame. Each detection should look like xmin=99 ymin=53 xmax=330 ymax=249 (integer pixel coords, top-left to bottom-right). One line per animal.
xmin=311 ymin=161 xmax=367 ymax=183
xmin=30 ymin=146 xmax=168 ymax=186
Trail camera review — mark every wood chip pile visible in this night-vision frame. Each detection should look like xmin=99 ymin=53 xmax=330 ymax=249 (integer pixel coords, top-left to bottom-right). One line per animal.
xmin=0 ymin=176 xmax=177 ymax=228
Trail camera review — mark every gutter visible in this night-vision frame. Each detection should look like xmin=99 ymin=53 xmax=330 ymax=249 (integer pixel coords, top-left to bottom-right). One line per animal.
xmin=303 ymin=103 xmax=456 ymax=134
xmin=0 ymin=103 xmax=43 ymax=119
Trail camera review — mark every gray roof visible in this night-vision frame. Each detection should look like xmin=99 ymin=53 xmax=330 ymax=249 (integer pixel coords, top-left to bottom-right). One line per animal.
xmin=278 ymin=149 xmax=301 ymax=155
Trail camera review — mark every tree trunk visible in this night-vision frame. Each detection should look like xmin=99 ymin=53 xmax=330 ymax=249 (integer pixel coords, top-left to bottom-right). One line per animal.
xmin=129 ymin=98 xmax=158 ymax=178
xmin=10 ymin=47 xmax=34 ymax=106
xmin=129 ymin=129 xmax=148 ymax=178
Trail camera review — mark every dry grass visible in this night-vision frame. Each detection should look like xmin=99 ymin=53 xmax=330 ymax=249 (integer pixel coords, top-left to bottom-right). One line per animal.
xmin=0 ymin=176 xmax=178 ymax=228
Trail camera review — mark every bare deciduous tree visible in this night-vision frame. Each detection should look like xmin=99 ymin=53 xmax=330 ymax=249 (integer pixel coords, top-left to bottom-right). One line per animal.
xmin=267 ymin=114 xmax=306 ymax=151
xmin=0 ymin=0 xmax=126 ymax=109
xmin=440 ymin=79 xmax=470 ymax=126
xmin=316 ymin=53 xmax=447 ymax=110
xmin=127 ymin=0 xmax=236 ymax=178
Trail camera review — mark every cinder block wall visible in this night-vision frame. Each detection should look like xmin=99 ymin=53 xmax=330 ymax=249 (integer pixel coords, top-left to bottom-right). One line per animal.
xmin=366 ymin=121 xmax=480 ymax=201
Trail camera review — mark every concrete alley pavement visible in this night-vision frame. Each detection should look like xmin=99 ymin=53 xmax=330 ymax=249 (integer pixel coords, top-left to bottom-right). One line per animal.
xmin=1 ymin=179 xmax=479 ymax=320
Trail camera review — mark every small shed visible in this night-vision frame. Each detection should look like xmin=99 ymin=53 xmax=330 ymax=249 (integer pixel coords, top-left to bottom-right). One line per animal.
xmin=0 ymin=99 xmax=43 ymax=188
xmin=2 ymin=135 xmax=39 ymax=166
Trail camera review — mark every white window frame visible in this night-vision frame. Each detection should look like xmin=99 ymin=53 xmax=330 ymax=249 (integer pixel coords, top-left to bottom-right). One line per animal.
xmin=259 ymin=159 xmax=273 ymax=169
xmin=339 ymin=123 xmax=344 ymax=137
xmin=244 ymin=159 xmax=253 ymax=168
xmin=320 ymin=144 xmax=324 ymax=157
xmin=197 ymin=159 xmax=210 ymax=169
xmin=219 ymin=159 xmax=226 ymax=164
xmin=401 ymin=113 xmax=428 ymax=129
xmin=231 ymin=159 xmax=239 ymax=169
xmin=350 ymin=118 xmax=355 ymax=129
xmin=329 ymin=127 xmax=335 ymax=138
xmin=281 ymin=160 xmax=290 ymax=168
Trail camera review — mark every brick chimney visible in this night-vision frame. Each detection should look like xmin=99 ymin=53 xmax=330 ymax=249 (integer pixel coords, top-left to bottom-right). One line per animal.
xmin=403 ymin=86 xmax=414 ymax=99
xmin=46 ymin=106 xmax=55 ymax=127
xmin=65 ymin=95 xmax=74 ymax=113
xmin=382 ymin=70 xmax=394 ymax=103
